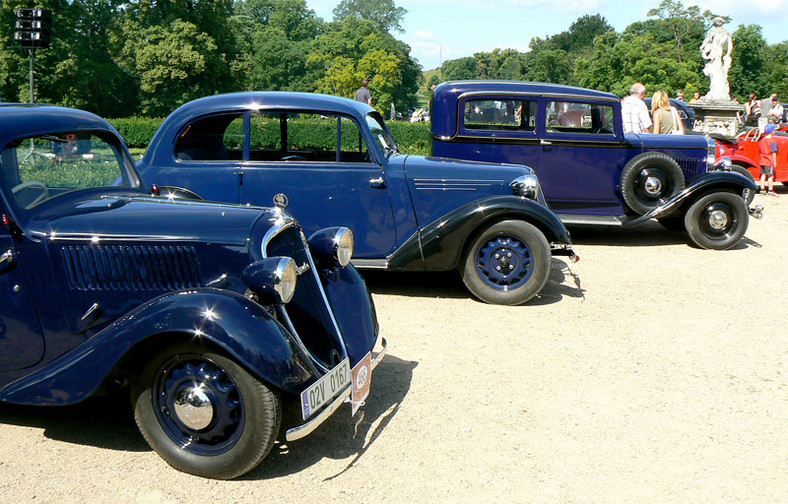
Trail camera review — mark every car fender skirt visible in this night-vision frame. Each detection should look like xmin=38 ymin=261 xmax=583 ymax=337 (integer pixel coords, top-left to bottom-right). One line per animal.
xmin=625 ymin=171 xmax=757 ymax=227
xmin=0 ymin=289 xmax=317 ymax=406
xmin=388 ymin=196 xmax=571 ymax=271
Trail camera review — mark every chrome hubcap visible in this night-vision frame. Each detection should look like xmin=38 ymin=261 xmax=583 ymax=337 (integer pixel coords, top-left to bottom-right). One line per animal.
xmin=174 ymin=384 xmax=214 ymax=430
xmin=644 ymin=176 xmax=662 ymax=195
xmin=708 ymin=210 xmax=728 ymax=230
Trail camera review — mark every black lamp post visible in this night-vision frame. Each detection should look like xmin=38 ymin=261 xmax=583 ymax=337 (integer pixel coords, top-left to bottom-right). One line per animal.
xmin=14 ymin=8 xmax=52 ymax=103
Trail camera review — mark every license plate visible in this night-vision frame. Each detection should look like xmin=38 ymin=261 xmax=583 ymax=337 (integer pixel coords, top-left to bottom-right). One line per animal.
xmin=300 ymin=358 xmax=351 ymax=420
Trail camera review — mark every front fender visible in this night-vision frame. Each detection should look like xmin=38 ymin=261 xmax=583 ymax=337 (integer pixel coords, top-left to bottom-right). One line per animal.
xmin=0 ymin=289 xmax=318 ymax=405
xmin=625 ymin=171 xmax=757 ymax=227
xmin=389 ymin=195 xmax=571 ymax=271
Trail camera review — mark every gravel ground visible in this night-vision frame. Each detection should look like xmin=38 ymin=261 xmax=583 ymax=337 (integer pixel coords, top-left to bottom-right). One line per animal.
xmin=1 ymin=188 xmax=786 ymax=504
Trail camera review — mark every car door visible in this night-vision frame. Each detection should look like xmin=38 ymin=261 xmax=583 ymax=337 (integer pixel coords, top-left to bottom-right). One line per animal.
xmin=537 ymin=98 xmax=628 ymax=214
xmin=239 ymin=111 xmax=397 ymax=259
xmin=0 ymin=218 xmax=44 ymax=373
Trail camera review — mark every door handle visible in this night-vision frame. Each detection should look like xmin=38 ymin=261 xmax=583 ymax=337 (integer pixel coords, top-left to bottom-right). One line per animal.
xmin=0 ymin=249 xmax=13 ymax=266
xmin=540 ymin=139 xmax=552 ymax=146
xmin=369 ymin=176 xmax=386 ymax=188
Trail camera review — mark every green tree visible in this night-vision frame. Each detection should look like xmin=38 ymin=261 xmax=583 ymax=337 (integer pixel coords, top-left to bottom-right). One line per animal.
xmin=647 ymin=0 xmax=725 ymax=63
xmin=440 ymin=57 xmax=477 ymax=81
xmin=332 ymin=0 xmax=406 ymax=33
xmin=728 ymin=24 xmax=768 ymax=99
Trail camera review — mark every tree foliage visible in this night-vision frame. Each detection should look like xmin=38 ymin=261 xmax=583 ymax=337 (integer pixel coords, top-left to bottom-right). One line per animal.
xmin=332 ymin=0 xmax=406 ymax=33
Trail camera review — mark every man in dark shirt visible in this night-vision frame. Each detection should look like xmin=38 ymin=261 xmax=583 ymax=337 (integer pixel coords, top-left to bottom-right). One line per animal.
xmin=355 ymin=79 xmax=372 ymax=106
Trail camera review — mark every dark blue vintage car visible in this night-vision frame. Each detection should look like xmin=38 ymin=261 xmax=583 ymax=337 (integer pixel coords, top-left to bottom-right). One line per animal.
xmin=137 ymin=92 xmax=577 ymax=306
xmin=431 ymin=81 xmax=762 ymax=250
xmin=0 ymin=104 xmax=385 ymax=479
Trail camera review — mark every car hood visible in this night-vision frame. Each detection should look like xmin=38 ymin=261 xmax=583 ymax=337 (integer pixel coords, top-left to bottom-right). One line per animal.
xmin=400 ymin=153 xmax=535 ymax=177
xmin=28 ymin=192 xmax=268 ymax=247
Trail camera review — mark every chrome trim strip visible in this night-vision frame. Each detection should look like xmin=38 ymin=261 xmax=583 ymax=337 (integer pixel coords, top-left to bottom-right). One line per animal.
xmin=285 ymin=337 xmax=387 ymax=442
xmin=351 ymin=258 xmax=389 ymax=269
xmin=558 ymin=214 xmax=628 ymax=226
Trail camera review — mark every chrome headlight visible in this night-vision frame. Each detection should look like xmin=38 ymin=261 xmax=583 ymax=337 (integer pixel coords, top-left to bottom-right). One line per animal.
xmin=242 ymin=257 xmax=297 ymax=304
xmin=510 ymin=174 xmax=540 ymax=200
xmin=705 ymin=135 xmax=717 ymax=172
xmin=715 ymin=156 xmax=732 ymax=171
xmin=308 ymin=227 xmax=354 ymax=267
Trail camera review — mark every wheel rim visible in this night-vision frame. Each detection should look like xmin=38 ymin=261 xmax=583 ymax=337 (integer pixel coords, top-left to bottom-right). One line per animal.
xmin=698 ymin=201 xmax=737 ymax=240
xmin=153 ymin=356 xmax=244 ymax=456
xmin=475 ymin=235 xmax=534 ymax=290
xmin=635 ymin=168 xmax=675 ymax=203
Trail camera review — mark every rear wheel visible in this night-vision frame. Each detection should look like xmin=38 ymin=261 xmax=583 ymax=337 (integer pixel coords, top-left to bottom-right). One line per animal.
xmin=685 ymin=192 xmax=749 ymax=250
xmin=132 ymin=344 xmax=281 ymax=479
xmin=461 ymin=220 xmax=551 ymax=305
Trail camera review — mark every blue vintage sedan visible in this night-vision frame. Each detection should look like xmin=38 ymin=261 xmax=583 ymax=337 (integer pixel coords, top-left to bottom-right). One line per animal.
xmin=431 ymin=81 xmax=761 ymax=250
xmin=0 ymin=104 xmax=385 ymax=478
xmin=137 ymin=92 xmax=577 ymax=305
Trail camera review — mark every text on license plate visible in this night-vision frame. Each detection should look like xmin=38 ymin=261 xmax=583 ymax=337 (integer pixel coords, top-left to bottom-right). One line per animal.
xmin=300 ymin=358 xmax=351 ymax=420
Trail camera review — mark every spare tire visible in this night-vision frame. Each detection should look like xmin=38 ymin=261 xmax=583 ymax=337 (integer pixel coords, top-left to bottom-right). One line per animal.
xmin=620 ymin=152 xmax=685 ymax=215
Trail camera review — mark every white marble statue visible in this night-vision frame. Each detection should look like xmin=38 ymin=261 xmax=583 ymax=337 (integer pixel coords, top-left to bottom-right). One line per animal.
xmin=700 ymin=17 xmax=733 ymax=101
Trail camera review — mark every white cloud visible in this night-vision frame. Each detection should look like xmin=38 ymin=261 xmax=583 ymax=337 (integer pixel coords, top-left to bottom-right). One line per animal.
xmin=413 ymin=30 xmax=435 ymax=41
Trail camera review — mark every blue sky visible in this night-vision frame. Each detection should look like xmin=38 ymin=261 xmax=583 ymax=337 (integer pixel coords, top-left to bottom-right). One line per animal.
xmin=305 ymin=0 xmax=788 ymax=70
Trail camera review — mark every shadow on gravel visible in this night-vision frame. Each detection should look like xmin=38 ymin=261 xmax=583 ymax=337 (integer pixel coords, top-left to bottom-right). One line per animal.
xmin=566 ymin=221 xmax=690 ymax=247
xmin=360 ymin=261 xmax=584 ymax=306
xmin=0 ymin=395 xmax=147 ymax=452
xmin=245 ymin=354 xmax=418 ymax=481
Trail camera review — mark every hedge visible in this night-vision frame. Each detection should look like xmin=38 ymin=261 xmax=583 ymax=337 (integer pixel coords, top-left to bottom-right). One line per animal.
xmin=108 ymin=116 xmax=432 ymax=156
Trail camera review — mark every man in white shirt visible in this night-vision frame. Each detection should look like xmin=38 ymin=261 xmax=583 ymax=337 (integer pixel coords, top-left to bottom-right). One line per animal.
xmin=621 ymin=83 xmax=652 ymax=134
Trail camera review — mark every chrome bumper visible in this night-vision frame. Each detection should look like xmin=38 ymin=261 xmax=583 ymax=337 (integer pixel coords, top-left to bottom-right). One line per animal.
xmin=285 ymin=337 xmax=387 ymax=442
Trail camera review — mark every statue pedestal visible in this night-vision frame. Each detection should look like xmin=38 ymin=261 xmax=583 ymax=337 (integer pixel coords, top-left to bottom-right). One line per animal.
xmin=688 ymin=99 xmax=743 ymax=137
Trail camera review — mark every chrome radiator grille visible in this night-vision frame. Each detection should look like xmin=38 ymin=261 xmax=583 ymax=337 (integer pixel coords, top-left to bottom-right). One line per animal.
xmin=266 ymin=225 xmax=343 ymax=368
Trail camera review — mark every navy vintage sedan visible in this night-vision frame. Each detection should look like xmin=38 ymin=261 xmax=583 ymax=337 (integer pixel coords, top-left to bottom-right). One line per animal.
xmin=137 ymin=92 xmax=577 ymax=305
xmin=431 ymin=81 xmax=761 ymax=250
xmin=0 ymin=104 xmax=385 ymax=479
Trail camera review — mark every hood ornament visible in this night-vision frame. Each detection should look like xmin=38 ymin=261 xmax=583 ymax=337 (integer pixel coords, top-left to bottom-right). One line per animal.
xmin=273 ymin=193 xmax=289 ymax=209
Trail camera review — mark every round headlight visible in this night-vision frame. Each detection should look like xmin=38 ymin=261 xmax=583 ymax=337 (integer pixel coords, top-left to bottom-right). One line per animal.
xmin=242 ymin=257 xmax=297 ymax=304
xmin=510 ymin=174 xmax=540 ymax=199
xmin=274 ymin=257 xmax=298 ymax=304
xmin=334 ymin=227 xmax=354 ymax=267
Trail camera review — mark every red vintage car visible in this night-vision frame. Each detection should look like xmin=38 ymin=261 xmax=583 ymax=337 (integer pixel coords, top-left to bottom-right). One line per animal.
xmin=715 ymin=128 xmax=788 ymax=184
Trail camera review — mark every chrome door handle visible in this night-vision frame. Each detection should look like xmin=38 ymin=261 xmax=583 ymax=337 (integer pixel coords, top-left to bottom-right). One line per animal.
xmin=369 ymin=176 xmax=386 ymax=188
xmin=540 ymin=139 xmax=552 ymax=146
xmin=0 ymin=250 xmax=13 ymax=266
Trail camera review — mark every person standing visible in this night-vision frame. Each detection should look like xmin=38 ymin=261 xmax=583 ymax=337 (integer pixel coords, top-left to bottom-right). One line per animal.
xmin=621 ymin=83 xmax=652 ymax=134
xmin=767 ymin=95 xmax=784 ymax=124
xmin=759 ymin=123 xmax=778 ymax=195
xmin=745 ymin=93 xmax=760 ymax=126
xmin=651 ymin=90 xmax=684 ymax=134
xmin=355 ymin=79 xmax=373 ymax=106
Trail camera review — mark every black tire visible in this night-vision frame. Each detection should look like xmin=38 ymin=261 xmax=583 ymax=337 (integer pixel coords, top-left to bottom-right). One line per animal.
xmin=730 ymin=164 xmax=756 ymax=205
xmin=461 ymin=220 xmax=551 ymax=305
xmin=657 ymin=215 xmax=686 ymax=232
xmin=132 ymin=344 xmax=281 ymax=479
xmin=620 ymin=152 xmax=685 ymax=214
xmin=684 ymin=192 xmax=749 ymax=250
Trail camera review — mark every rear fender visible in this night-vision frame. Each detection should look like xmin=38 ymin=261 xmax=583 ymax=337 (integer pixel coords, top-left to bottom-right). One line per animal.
xmin=388 ymin=195 xmax=571 ymax=271
xmin=0 ymin=289 xmax=318 ymax=405
xmin=625 ymin=171 xmax=757 ymax=226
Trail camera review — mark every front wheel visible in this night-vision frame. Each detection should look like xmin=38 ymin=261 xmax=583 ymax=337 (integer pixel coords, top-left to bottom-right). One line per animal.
xmin=132 ymin=344 xmax=281 ymax=479
xmin=684 ymin=192 xmax=749 ymax=250
xmin=462 ymin=220 xmax=551 ymax=305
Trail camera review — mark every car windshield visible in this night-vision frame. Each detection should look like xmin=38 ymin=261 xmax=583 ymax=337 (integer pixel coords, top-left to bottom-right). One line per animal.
xmin=365 ymin=113 xmax=399 ymax=154
xmin=0 ymin=131 xmax=138 ymax=210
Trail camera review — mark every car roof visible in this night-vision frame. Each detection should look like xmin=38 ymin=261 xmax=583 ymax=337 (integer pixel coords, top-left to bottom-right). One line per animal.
xmin=0 ymin=104 xmax=119 ymax=147
xmin=164 ymin=92 xmax=376 ymax=122
xmin=431 ymin=80 xmax=621 ymax=137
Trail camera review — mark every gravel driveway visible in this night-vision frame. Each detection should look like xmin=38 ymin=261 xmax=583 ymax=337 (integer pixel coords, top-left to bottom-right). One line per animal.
xmin=1 ymin=189 xmax=786 ymax=504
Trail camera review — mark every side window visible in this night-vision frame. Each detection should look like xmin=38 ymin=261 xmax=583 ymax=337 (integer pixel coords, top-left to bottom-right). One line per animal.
xmin=174 ymin=113 xmax=243 ymax=161
xmin=1 ymin=132 xmax=132 ymax=209
xmin=464 ymin=99 xmax=537 ymax=131
xmin=545 ymin=101 xmax=615 ymax=135
xmin=249 ymin=112 xmax=371 ymax=163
